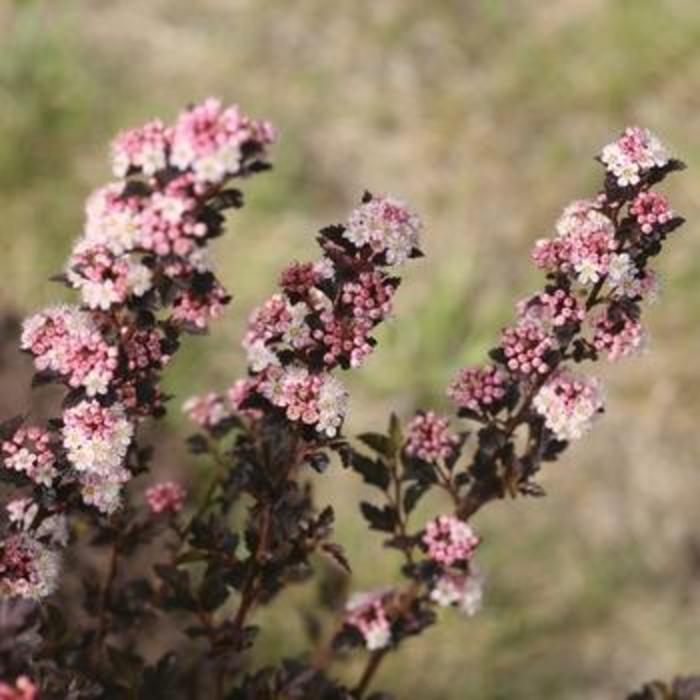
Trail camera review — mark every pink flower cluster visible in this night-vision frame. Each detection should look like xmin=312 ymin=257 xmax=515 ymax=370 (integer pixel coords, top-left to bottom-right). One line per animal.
xmin=517 ymin=289 xmax=585 ymax=330
xmin=500 ymin=322 xmax=555 ymax=377
xmin=0 ymin=677 xmax=37 ymax=700
xmin=146 ymin=481 xmax=186 ymax=515
xmin=630 ymin=191 xmax=674 ymax=234
xmin=447 ymin=365 xmax=507 ymax=414
xmin=405 ymin=412 xmax=459 ymax=463
xmin=345 ymin=589 xmax=393 ymax=651
xmin=112 ymin=97 xmax=276 ymax=187
xmin=21 ymin=306 xmax=118 ymax=397
xmin=259 ymin=368 xmax=348 ymax=438
xmin=345 ymin=194 xmax=422 ymax=266
xmin=2 ymin=426 xmax=57 ymax=487
xmin=422 ymin=515 xmax=480 ymax=567
xmin=600 ymin=126 xmax=670 ymax=187
xmin=0 ymin=533 xmax=60 ymax=600
xmin=183 ymin=393 xmax=231 ymax=429
xmin=66 ymin=243 xmax=153 ymax=310
xmin=592 ymin=312 xmax=646 ymax=361
xmin=532 ymin=199 xmax=618 ymax=286
xmin=533 ymin=369 xmax=604 ymax=441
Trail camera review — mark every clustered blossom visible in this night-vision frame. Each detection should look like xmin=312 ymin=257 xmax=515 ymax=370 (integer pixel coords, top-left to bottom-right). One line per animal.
xmin=500 ymin=321 xmax=556 ymax=377
xmin=405 ymin=412 xmax=459 ymax=463
xmin=422 ymin=515 xmax=480 ymax=567
xmin=2 ymin=426 xmax=57 ymax=487
xmin=600 ymin=126 xmax=670 ymax=187
xmin=21 ymin=305 xmax=118 ymax=397
xmin=183 ymin=393 xmax=231 ymax=429
xmin=0 ymin=677 xmax=37 ymax=700
xmin=146 ymin=481 xmax=187 ymax=515
xmin=345 ymin=195 xmax=421 ymax=266
xmin=0 ymin=534 xmax=60 ymax=599
xmin=62 ymin=400 xmax=133 ymax=477
xmin=345 ymin=589 xmax=393 ymax=651
xmin=592 ymin=312 xmax=646 ymax=361
xmin=225 ymin=193 xmax=422 ymax=438
xmin=517 ymin=289 xmax=585 ymax=330
xmin=447 ymin=365 xmax=507 ymax=414
xmin=259 ymin=368 xmax=348 ymax=438
xmin=533 ymin=369 xmax=605 ymax=441
xmin=430 ymin=571 xmax=484 ymax=616
xmin=66 ymin=243 xmax=153 ymax=310
xmin=630 ymin=190 xmax=674 ymax=234
xmin=532 ymin=199 xmax=618 ymax=286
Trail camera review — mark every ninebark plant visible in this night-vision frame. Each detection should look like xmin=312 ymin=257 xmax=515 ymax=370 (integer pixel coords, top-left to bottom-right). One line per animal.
xmin=0 ymin=102 xmax=692 ymax=700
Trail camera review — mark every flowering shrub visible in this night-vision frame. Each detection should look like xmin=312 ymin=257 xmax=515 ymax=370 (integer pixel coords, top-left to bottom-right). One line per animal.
xmin=0 ymin=104 xmax=693 ymax=699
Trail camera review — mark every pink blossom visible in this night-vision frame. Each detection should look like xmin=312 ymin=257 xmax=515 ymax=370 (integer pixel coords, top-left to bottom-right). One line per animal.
xmin=182 ymin=393 xmax=231 ymax=428
xmin=447 ymin=365 xmax=507 ymax=414
xmin=0 ymin=676 xmax=38 ymax=700
xmin=146 ymin=481 xmax=186 ymax=515
xmin=533 ymin=369 xmax=604 ymax=441
xmin=345 ymin=589 xmax=393 ymax=650
xmin=500 ymin=322 xmax=555 ymax=377
xmin=592 ymin=312 xmax=646 ymax=361
xmin=405 ymin=412 xmax=459 ymax=463
xmin=630 ymin=191 xmax=674 ymax=234
xmin=2 ymin=426 xmax=57 ymax=487
xmin=422 ymin=515 xmax=480 ymax=567
xmin=0 ymin=534 xmax=60 ymax=600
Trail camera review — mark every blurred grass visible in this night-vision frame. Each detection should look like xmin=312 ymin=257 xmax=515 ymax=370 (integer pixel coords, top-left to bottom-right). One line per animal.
xmin=2 ymin=0 xmax=700 ymax=697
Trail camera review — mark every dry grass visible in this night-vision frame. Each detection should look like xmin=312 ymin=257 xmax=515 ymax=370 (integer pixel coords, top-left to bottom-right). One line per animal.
xmin=2 ymin=0 xmax=700 ymax=696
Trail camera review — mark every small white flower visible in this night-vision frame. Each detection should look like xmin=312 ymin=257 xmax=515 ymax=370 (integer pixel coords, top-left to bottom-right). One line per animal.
xmin=246 ymin=339 xmax=280 ymax=373
xmin=575 ymin=258 xmax=600 ymax=285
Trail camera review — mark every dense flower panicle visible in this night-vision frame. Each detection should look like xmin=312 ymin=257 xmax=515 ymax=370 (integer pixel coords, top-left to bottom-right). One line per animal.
xmin=2 ymin=426 xmax=57 ymax=487
xmin=500 ymin=321 xmax=556 ymax=377
xmin=259 ymin=367 xmax=348 ymax=438
xmin=345 ymin=194 xmax=422 ymax=266
xmin=533 ymin=370 xmax=604 ymax=441
xmin=183 ymin=393 xmax=231 ymax=428
xmin=146 ymin=481 xmax=186 ymax=514
xmin=0 ymin=676 xmax=38 ymax=700
xmin=0 ymin=534 xmax=60 ymax=600
xmin=422 ymin=515 xmax=480 ymax=567
xmin=62 ymin=400 xmax=134 ymax=478
xmin=592 ymin=312 xmax=646 ymax=361
xmin=430 ymin=571 xmax=484 ymax=616
xmin=630 ymin=191 xmax=674 ymax=234
xmin=555 ymin=198 xmax=613 ymax=239
xmin=345 ymin=589 xmax=393 ymax=651
xmin=405 ymin=412 xmax=459 ymax=463
xmin=447 ymin=365 xmax=507 ymax=414
xmin=21 ymin=306 xmax=118 ymax=397
xmin=600 ymin=126 xmax=670 ymax=187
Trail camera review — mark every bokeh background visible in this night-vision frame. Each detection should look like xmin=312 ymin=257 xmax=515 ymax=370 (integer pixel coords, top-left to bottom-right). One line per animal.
xmin=2 ymin=0 xmax=700 ymax=697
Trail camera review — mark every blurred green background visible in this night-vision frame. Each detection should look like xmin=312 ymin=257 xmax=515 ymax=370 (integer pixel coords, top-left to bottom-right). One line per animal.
xmin=2 ymin=0 xmax=700 ymax=697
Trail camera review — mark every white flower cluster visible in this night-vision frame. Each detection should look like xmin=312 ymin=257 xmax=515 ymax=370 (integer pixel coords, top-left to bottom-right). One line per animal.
xmin=62 ymin=399 xmax=134 ymax=486
xmin=430 ymin=571 xmax=484 ymax=616
xmin=600 ymin=127 xmax=670 ymax=187
xmin=345 ymin=194 xmax=422 ymax=266
xmin=533 ymin=370 xmax=604 ymax=442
